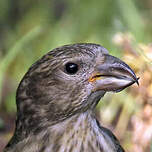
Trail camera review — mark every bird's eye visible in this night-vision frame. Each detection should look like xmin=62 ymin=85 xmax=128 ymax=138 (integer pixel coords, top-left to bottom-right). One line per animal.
xmin=65 ymin=62 xmax=79 ymax=74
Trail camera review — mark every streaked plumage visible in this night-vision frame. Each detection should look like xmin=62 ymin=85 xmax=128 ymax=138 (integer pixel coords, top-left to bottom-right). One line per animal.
xmin=4 ymin=43 xmax=138 ymax=152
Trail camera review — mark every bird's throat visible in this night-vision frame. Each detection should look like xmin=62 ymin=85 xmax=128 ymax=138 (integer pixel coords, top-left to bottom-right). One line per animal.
xmin=33 ymin=111 xmax=121 ymax=152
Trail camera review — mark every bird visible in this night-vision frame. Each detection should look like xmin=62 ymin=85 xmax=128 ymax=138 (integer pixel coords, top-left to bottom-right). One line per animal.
xmin=4 ymin=43 xmax=139 ymax=152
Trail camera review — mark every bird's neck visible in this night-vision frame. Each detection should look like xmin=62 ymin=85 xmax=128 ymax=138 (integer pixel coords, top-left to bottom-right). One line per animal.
xmin=32 ymin=110 xmax=119 ymax=152
xmin=6 ymin=110 xmax=122 ymax=152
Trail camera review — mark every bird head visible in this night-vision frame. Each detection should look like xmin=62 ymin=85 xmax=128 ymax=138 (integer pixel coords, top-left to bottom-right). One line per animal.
xmin=16 ymin=43 xmax=138 ymax=131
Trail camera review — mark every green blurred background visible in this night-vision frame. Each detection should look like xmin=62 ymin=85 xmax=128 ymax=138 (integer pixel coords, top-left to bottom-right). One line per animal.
xmin=0 ymin=0 xmax=152 ymax=152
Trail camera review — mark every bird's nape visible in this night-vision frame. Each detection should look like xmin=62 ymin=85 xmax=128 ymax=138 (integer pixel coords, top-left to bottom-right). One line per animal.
xmin=4 ymin=43 xmax=139 ymax=152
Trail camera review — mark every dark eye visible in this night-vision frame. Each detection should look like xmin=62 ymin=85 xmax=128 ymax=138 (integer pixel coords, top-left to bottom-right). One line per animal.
xmin=65 ymin=62 xmax=79 ymax=74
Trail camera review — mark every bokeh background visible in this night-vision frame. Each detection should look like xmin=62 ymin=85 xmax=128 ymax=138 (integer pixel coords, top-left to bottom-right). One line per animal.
xmin=0 ymin=0 xmax=152 ymax=152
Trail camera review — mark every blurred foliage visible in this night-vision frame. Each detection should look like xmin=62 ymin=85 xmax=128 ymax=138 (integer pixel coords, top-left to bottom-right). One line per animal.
xmin=0 ymin=0 xmax=152 ymax=152
xmin=98 ymin=33 xmax=152 ymax=152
